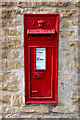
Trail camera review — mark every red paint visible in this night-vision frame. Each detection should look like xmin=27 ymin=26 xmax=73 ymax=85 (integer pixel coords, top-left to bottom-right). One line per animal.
xmin=24 ymin=14 xmax=59 ymax=104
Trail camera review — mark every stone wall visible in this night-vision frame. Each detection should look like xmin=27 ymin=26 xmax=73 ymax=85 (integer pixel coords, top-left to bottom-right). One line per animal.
xmin=0 ymin=0 xmax=80 ymax=119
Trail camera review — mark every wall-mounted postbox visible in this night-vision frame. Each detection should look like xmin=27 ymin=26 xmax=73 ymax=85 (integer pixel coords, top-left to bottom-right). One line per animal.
xmin=24 ymin=14 xmax=59 ymax=104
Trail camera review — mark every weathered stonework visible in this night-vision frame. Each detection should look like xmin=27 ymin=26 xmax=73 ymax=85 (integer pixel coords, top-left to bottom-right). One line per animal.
xmin=60 ymin=9 xmax=78 ymax=18
xmin=0 ymin=73 xmax=6 ymax=82
xmin=60 ymin=31 xmax=75 ymax=38
xmin=2 ymin=40 xmax=21 ymax=49
xmin=34 ymin=7 xmax=57 ymax=13
xmin=11 ymin=93 xmax=22 ymax=106
xmin=4 ymin=29 xmax=20 ymax=36
xmin=0 ymin=2 xmax=14 ymax=7
xmin=18 ymin=106 xmax=49 ymax=113
xmin=52 ymin=105 xmax=78 ymax=113
xmin=8 ymin=21 xmax=21 ymax=27
xmin=0 ymin=94 xmax=10 ymax=103
xmin=2 ymin=9 xmax=21 ymax=19
xmin=0 ymin=21 xmax=6 ymax=27
xmin=4 ymin=60 xmax=22 ymax=69
xmin=0 ymin=52 xmax=7 ymax=58
xmin=18 ymin=2 xmax=38 ymax=8
xmin=44 ymin=2 xmax=69 ymax=7
xmin=60 ymin=20 xmax=69 ymax=28
xmin=11 ymin=51 xmax=20 ymax=59
xmin=72 ymin=0 xmax=80 ymax=7
xmin=1 ymin=83 xmax=20 ymax=91
xmin=0 ymin=0 xmax=79 ymax=119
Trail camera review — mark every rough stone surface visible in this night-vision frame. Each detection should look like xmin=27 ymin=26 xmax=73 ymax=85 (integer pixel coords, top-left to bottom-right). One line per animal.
xmin=68 ymin=41 xmax=78 ymax=47
xmin=0 ymin=94 xmax=9 ymax=103
xmin=2 ymin=107 xmax=15 ymax=114
xmin=6 ymin=73 xmax=19 ymax=82
xmin=4 ymin=29 xmax=20 ymax=36
xmin=66 ymin=62 xmax=78 ymax=70
xmin=11 ymin=51 xmax=20 ymax=59
xmin=60 ymin=31 xmax=75 ymax=38
xmin=0 ymin=52 xmax=7 ymax=58
xmin=11 ymin=94 xmax=22 ymax=106
xmin=0 ymin=21 xmax=6 ymax=27
xmin=2 ymin=9 xmax=21 ymax=19
xmin=34 ymin=7 xmax=57 ymax=13
xmin=72 ymin=0 xmax=80 ymax=7
xmin=59 ymin=74 xmax=72 ymax=82
xmin=8 ymin=21 xmax=21 ymax=27
xmin=0 ymin=73 xmax=6 ymax=82
xmin=4 ymin=60 xmax=22 ymax=69
xmin=1 ymin=83 xmax=20 ymax=91
xmin=60 ymin=20 xmax=69 ymax=28
xmin=52 ymin=106 xmax=78 ymax=113
xmin=72 ymin=19 xmax=78 ymax=26
xmin=18 ymin=106 xmax=49 ymax=113
xmin=60 ymin=9 xmax=78 ymax=18
xmin=18 ymin=2 xmax=38 ymax=8
xmin=60 ymin=50 xmax=70 ymax=57
xmin=2 ymin=40 xmax=21 ymax=49
xmin=0 ymin=2 xmax=14 ymax=7
xmin=44 ymin=2 xmax=69 ymax=7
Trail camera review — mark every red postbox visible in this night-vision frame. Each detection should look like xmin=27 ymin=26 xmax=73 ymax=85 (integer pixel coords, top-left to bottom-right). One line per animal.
xmin=24 ymin=14 xmax=59 ymax=104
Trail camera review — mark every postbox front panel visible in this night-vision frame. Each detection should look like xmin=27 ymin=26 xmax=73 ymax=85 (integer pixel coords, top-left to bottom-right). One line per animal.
xmin=24 ymin=14 xmax=59 ymax=104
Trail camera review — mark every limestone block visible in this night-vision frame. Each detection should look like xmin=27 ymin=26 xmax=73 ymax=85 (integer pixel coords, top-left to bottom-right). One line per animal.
xmin=44 ymin=1 xmax=69 ymax=7
xmin=66 ymin=62 xmax=78 ymax=70
xmin=68 ymin=41 xmax=78 ymax=47
xmin=60 ymin=31 xmax=75 ymax=38
xmin=8 ymin=21 xmax=21 ymax=27
xmin=7 ymin=74 xmax=19 ymax=82
xmin=60 ymin=9 xmax=78 ymax=18
xmin=72 ymin=0 xmax=80 ymax=7
xmin=0 ymin=2 xmax=14 ymax=7
xmin=0 ymin=73 xmax=6 ymax=82
xmin=2 ymin=40 xmax=21 ymax=49
xmin=4 ymin=29 xmax=20 ymax=36
xmin=0 ymin=21 xmax=6 ymax=27
xmin=1 ymin=83 xmax=20 ymax=91
xmin=34 ymin=8 xmax=57 ymax=13
xmin=72 ymin=19 xmax=78 ymax=26
xmin=60 ymin=50 xmax=70 ymax=57
xmin=2 ymin=107 xmax=15 ymax=114
xmin=2 ymin=9 xmax=21 ymax=19
xmin=11 ymin=51 xmax=20 ymax=59
xmin=11 ymin=93 xmax=22 ymax=106
xmin=18 ymin=2 xmax=38 ymax=8
xmin=60 ymin=20 xmax=69 ymax=28
xmin=4 ymin=60 xmax=22 ymax=69
xmin=0 ymin=52 xmax=7 ymax=58
xmin=0 ymin=94 xmax=9 ymax=103
xmin=52 ymin=105 xmax=78 ymax=113
xmin=18 ymin=106 xmax=49 ymax=113
xmin=59 ymin=74 xmax=72 ymax=81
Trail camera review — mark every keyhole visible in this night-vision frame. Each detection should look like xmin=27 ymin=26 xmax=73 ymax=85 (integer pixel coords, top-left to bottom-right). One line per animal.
xmin=35 ymin=75 xmax=37 ymax=79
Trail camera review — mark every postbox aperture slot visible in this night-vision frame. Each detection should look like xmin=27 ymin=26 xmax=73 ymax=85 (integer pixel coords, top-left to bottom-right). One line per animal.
xmin=27 ymin=29 xmax=55 ymax=40
xmin=29 ymin=34 xmax=51 ymax=38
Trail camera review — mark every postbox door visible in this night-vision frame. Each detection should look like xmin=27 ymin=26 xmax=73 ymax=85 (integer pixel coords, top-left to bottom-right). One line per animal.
xmin=29 ymin=47 xmax=54 ymax=99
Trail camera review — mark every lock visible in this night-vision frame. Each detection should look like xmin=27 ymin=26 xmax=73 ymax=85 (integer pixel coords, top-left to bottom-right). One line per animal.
xmin=35 ymin=75 xmax=37 ymax=79
xmin=34 ymin=72 xmax=43 ymax=79
xmin=24 ymin=14 xmax=59 ymax=104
